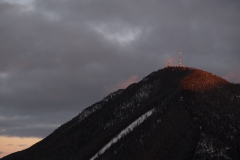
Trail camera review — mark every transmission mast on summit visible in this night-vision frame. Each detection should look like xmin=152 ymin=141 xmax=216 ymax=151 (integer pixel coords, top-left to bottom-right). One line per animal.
xmin=179 ymin=51 xmax=182 ymax=67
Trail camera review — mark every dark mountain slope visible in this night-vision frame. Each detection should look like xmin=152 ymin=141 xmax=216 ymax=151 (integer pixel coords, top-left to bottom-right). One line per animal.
xmin=2 ymin=67 xmax=240 ymax=160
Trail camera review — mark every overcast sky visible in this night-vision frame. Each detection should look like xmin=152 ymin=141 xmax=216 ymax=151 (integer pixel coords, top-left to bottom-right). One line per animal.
xmin=0 ymin=0 xmax=240 ymax=143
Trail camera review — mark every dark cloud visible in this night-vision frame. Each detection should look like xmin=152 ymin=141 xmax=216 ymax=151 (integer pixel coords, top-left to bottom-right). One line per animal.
xmin=0 ymin=0 xmax=240 ymax=138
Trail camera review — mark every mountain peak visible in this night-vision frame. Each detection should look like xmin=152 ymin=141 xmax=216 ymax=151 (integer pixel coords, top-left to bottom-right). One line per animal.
xmin=177 ymin=67 xmax=229 ymax=91
xmin=2 ymin=67 xmax=240 ymax=160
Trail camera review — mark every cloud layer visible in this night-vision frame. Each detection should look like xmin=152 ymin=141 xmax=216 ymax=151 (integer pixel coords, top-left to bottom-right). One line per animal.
xmin=0 ymin=0 xmax=240 ymax=140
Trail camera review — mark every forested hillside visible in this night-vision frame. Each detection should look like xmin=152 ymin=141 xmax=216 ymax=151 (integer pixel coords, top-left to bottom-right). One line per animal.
xmin=2 ymin=67 xmax=240 ymax=160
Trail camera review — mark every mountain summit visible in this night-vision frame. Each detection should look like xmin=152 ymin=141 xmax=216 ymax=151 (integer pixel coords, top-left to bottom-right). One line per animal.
xmin=2 ymin=67 xmax=240 ymax=160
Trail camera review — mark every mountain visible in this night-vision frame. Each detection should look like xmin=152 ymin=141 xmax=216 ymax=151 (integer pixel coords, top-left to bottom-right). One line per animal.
xmin=2 ymin=67 xmax=240 ymax=160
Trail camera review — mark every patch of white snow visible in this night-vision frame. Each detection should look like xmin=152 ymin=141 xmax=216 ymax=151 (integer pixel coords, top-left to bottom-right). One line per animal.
xmin=90 ymin=109 xmax=155 ymax=160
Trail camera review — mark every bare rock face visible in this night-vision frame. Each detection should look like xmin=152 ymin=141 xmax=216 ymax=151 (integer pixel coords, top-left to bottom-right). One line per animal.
xmin=2 ymin=67 xmax=240 ymax=160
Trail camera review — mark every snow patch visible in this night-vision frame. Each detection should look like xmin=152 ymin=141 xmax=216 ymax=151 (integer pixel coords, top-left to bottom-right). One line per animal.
xmin=195 ymin=133 xmax=231 ymax=159
xmin=90 ymin=109 xmax=155 ymax=160
xmin=78 ymin=104 xmax=101 ymax=122
xmin=78 ymin=90 xmax=124 ymax=123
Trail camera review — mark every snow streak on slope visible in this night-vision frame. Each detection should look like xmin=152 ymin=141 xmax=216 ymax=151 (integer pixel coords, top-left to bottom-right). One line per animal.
xmin=78 ymin=89 xmax=124 ymax=122
xmin=90 ymin=109 xmax=155 ymax=160
xmin=195 ymin=133 xmax=231 ymax=159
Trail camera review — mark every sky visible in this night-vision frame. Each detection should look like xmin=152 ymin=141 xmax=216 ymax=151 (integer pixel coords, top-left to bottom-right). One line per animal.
xmin=0 ymin=0 xmax=240 ymax=158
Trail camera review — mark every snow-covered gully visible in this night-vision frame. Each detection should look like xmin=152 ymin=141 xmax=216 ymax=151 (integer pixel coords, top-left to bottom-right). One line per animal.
xmin=90 ymin=109 xmax=155 ymax=160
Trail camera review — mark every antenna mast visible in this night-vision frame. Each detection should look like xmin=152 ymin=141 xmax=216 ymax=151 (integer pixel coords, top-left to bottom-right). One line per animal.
xmin=179 ymin=51 xmax=182 ymax=67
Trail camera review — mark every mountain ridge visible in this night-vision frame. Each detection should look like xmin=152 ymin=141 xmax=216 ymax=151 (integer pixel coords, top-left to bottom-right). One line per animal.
xmin=2 ymin=67 xmax=240 ymax=160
